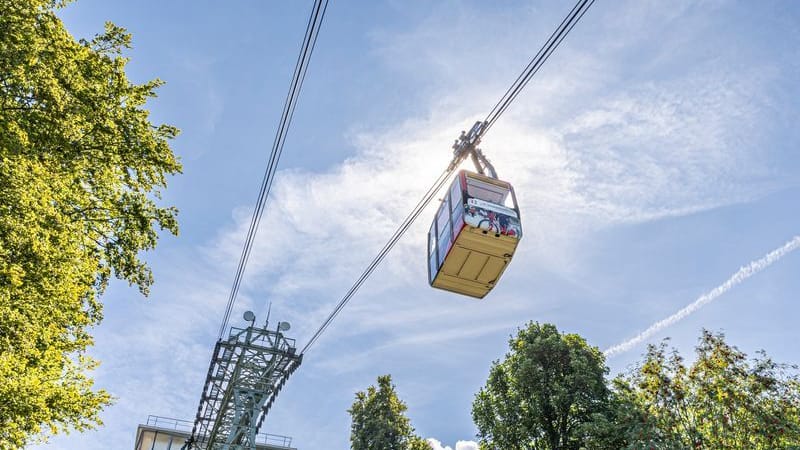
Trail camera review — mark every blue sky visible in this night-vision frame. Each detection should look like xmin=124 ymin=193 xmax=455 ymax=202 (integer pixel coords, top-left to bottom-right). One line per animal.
xmin=35 ymin=1 xmax=800 ymax=449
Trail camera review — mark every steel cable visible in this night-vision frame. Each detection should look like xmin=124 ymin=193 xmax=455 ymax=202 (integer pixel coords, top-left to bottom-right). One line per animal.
xmin=218 ymin=0 xmax=330 ymax=339
xmin=299 ymin=0 xmax=596 ymax=354
xmin=483 ymin=0 xmax=595 ymax=135
xmin=301 ymin=166 xmax=454 ymax=353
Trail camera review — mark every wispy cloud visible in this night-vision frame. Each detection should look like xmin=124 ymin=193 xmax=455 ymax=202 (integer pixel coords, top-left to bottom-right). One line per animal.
xmin=135 ymin=0 xmax=794 ymax=405
xmin=604 ymin=235 xmax=800 ymax=357
xmin=35 ymin=2 xmax=800 ymax=449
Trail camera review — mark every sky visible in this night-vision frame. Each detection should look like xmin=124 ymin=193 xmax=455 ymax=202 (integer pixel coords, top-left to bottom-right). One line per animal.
xmin=33 ymin=0 xmax=800 ymax=449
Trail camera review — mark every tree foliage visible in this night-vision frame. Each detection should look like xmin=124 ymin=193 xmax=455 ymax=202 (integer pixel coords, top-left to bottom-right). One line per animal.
xmin=471 ymin=325 xmax=800 ymax=450
xmin=0 ymin=0 xmax=180 ymax=446
xmin=349 ymin=375 xmax=430 ymax=450
xmin=613 ymin=330 xmax=800 ymax=449
xmin=472 ymin=322 xmax=610 ymax=450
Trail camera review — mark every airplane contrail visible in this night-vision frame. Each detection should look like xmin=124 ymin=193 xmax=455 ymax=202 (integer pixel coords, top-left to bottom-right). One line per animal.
xmin=604 ymin=235 xmax=800 ymax=357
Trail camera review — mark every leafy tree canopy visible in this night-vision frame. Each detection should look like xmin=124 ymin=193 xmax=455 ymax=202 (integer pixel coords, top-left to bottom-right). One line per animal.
xmin=472 ymin=322 xmax=610 ymax=450
xmin=0 ymin=0 xmax=180 ymax=446
xmin=349 ymin=375 xmax=430 ymax=450
xmin=472 ymin=325 xmax=800 ymax=450
xmin=613 ymin=330 xmax=800 ymax=450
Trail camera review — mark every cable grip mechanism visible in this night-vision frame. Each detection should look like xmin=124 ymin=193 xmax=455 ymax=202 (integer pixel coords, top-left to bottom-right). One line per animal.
xmin=449 ymin=120 xmax=497 ymax=179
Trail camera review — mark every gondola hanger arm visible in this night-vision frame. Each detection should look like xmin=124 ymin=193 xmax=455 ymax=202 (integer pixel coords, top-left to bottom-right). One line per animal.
xmin=449 ymin=120 xmax=497 ymax=179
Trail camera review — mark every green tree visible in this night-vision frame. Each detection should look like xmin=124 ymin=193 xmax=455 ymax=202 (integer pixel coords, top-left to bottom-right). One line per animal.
xmin=409 ymin=436 xmax=434 ymax=450
xmin=0 ymin=0 xmax=180 ymax=447
xmin=349 ymin=375 xmax=430 ymax=450
xmin=472 ymin=322 xmax=610 ymax=450
xmin=614 ymin=330 xmax=800 ymax=449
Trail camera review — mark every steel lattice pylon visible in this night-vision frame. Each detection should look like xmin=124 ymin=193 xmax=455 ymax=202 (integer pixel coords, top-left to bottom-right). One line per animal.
xmin=187 ymin=321 xmax=302 ymax=450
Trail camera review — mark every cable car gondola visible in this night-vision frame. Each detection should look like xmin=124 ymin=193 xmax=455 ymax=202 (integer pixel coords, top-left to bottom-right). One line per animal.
xmin=428 ymin=169 xmax=522 ymax=298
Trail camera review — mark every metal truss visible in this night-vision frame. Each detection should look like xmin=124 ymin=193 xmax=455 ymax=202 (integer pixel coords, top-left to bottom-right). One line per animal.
xmin=186 ymin=322 xmax=302 ymax=450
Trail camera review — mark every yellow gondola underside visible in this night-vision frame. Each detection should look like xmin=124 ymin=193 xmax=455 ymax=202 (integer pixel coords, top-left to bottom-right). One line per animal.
xmin=431 ymin=225 xmax=519 ymax=299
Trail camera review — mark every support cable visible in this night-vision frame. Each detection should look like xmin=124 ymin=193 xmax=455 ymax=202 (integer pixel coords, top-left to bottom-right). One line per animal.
xmin=301 ymin=166 xmax=454 ymax=353
xmin=300 ymin=0 xmax=595 ymax=354
xmin=483 ymin=0 xmax=595 ymax=135
xmin=218 ymin=0 xmax=330 ymax=339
